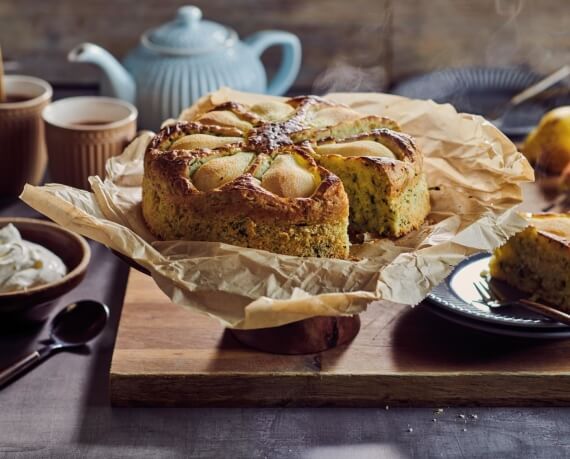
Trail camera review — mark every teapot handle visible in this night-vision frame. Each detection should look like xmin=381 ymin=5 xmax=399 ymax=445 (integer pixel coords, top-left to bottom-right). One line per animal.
xmin=244 ymin=31 xmax=301 ymax=96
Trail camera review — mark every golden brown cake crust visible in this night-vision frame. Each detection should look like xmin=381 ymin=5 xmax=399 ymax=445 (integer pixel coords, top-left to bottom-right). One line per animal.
xmin=523 ymin=212 xmax=570 ymax=248
xmin=314 ymin=128 xmax=422 ymax=199
xmin=143 ymin=94 xmax=430 ymax=255
xmin=148 ymin=121 xmax=244 ymax=151
xmin=144 ymin=144 xmax=348 ymax=225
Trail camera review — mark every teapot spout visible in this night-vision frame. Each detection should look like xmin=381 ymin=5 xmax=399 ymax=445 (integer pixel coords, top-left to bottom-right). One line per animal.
xmin=68 ymin=43 xmax=136 ymax=103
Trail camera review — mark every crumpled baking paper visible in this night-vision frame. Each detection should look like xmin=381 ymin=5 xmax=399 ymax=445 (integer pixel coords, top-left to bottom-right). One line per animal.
xmin=20 ymin=88 xmax=534 ymax=329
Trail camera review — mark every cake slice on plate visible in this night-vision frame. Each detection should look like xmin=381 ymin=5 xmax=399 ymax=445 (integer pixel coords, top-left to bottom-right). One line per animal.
xmin=489 ymin=213 xmax=570 ymax=312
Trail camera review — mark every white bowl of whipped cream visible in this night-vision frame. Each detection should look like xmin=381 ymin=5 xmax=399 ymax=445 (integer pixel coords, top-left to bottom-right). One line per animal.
xmin=0 ymin=217 xmax=90 ymax=322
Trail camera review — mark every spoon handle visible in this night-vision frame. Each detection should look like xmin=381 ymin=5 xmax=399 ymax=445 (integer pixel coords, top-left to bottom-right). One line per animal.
xmin=0 ymin=351 xmax=42 ymax=387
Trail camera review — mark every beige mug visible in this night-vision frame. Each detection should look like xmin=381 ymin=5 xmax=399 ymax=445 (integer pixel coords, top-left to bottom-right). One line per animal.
xmin=0 ymin=75 xmax=53 ymax=196
xmin=42 ymin=97 xmax=138 ymax=190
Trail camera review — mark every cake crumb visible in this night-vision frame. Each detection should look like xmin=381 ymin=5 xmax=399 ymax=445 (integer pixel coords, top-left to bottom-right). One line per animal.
xmin=434 ymin=408 xmax=444 ymax=415
xmin=469 ymin=414 xmax=478 ymax=420
xmin=432 ymin=418 xmax=437 ymax=423
xmin=462 ymin=428 xmax=467 ymax=432
xmin=458 ymin=414 xmax=466 ymax=420
xmin=406 ymin=427 xmax=413 ymax=433
xmin=385 ymin=405 xmax=390 ymax=410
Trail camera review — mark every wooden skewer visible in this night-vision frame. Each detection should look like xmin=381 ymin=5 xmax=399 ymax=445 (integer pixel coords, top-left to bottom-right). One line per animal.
xmin=511 ymin=65 xmax=570 ymax=106
xmin=0 ymin=45 xmax=5 ymax=103
xmin=518 ymin=299 xmax=570 ymax=327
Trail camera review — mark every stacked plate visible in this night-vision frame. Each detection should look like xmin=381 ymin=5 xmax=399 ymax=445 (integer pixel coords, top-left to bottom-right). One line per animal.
xmin=391 ymin=67 xmax=570 ymax=137
xmin=426 ymin=253 xmax=570 ymax=338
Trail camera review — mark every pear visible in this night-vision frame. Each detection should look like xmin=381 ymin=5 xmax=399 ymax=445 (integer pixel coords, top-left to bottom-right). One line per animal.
xmin=171 ymin=134 xmax=242 ymax=150
xmin=250 ymin=101 xmax=295 ymax=122
xmin=197 ymin=111 xmax=252 ymax=131
xmin=559 ymin=162 xmax=570 ymax=191
xmin=261 ymin=154 xmax=317 ymax=198
xmin=316 ymin=140 xmax=396 ymax=158
xmin=192 ymin=152 xmax=254 ymax=191
xmin=523 ymin=106 xmax=570 ymax=174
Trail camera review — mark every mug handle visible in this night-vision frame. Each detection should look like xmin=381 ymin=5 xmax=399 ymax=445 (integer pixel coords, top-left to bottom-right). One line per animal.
xmin=244 ymin=31 xmax=302 ymax=96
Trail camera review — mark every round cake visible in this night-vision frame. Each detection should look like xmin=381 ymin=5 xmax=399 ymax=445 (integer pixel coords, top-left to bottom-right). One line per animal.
xmin=142 ymin=95 xmax=430 ymax=258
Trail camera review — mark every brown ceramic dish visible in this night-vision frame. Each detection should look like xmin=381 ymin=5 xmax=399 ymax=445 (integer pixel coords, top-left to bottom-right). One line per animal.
xmin=0 ymin=217 xmax=90 ymax=322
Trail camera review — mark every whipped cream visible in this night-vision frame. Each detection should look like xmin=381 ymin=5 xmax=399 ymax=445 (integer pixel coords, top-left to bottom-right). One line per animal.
xmin=0 ymin=224 xmax=67 ymax=293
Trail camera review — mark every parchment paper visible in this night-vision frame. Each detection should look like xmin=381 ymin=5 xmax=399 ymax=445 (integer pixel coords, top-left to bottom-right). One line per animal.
xmin=21 ymin=89 xmax=534 ymax=329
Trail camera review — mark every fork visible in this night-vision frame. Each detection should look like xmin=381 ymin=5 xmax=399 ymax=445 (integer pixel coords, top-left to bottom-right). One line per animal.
xmin=473 ymin=280 xmax=570 ymax=326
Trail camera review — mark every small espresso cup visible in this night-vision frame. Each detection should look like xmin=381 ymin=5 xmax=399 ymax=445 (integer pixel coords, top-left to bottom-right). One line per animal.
xmin=0 ymin=75 xmax=53 ymax=196
xmin=42 ymin=97 xmax=137 ymax=190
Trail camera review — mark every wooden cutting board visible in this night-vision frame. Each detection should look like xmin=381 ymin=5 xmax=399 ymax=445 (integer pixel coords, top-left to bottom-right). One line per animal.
xmin=110 ymin=268 xmax=570 ymax=407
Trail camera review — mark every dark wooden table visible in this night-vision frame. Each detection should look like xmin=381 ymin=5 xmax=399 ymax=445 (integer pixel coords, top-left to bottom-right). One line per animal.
xmin=1 ymin=86 xmax=569 ymax=458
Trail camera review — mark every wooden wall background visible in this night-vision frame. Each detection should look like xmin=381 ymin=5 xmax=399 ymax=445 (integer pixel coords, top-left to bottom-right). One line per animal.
xmin=1 ymin=0 xmax=568 ymax=92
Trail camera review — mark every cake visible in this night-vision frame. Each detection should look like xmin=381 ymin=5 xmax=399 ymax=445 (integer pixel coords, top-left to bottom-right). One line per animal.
xmin=489 ymin=213 xmax=570 ymax=311
xmin=312 ymin=128 xmax=429 ymax=236
xmin=142 ymin=95 xmax=431 ymax=258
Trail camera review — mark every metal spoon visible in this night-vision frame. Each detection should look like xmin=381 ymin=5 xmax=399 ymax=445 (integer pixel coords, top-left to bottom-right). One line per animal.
xmin=0 ymin=300 xmax=109 ymax=388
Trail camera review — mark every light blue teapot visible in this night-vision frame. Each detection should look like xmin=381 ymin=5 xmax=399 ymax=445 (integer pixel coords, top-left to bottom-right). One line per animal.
xmin=68 ymin=5 xmax=302 ymax=129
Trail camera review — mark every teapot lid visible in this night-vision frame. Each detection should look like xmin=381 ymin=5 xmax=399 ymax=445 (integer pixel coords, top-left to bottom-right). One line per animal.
xmin=142 ymin=6 xmax=237 ymax=54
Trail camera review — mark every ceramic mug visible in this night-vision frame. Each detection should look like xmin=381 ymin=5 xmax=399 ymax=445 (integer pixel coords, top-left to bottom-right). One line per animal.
xmin=42 ymin=97 xmax=137 ymax=190
xmin=0 ymin=75 xmax=53 ymax=196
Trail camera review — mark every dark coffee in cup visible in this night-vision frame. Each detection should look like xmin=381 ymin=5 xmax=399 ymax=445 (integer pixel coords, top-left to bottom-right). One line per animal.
xmin=72 ymin=120 xmax=113 ymax=126
xmin=1 ymin=94 xmax=32 ymax=104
